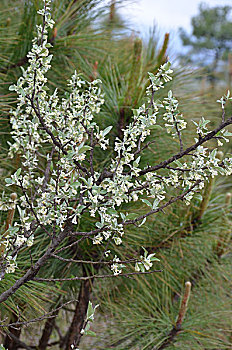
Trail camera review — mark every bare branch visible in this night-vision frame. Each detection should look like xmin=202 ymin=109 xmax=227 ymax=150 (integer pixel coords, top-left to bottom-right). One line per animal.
xmin=173 ymin=116 xmax=183 ymax=152
xmin=51 ymin=254 xmax=140 ymax=265
xmin=139 ymin=116 xmax=232 ymax=176
xmin=124 ymin=180 xmax=201 ymax=226
xmin=33 ymin=269 xmax=162 ymax=282
xmin=0 ymin=300 xmax=77 ymax=328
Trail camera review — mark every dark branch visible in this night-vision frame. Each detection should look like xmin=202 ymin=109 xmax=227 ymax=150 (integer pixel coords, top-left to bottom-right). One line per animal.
xmin=123 ymin=180 xmax=201 ymax=226
xmin=0 ymin=300 xmax=77 ymax=328
xmin=139 ymin=116 xmax=232 ymax=176
xmin=34 ymin=269 xmax=162 ymax=282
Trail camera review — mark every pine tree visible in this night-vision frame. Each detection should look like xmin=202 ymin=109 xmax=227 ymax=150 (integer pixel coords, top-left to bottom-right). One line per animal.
xmin=0 ymin=1 xmax=231 ymax=350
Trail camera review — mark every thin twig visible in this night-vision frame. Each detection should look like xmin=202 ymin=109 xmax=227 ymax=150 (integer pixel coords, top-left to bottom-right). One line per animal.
xmin=51 ymin=254 xmax=140 ymax=265
xmin=34 ymin=269 xmax=162 ymax=282
xmin=124 ymin=180 xmax=201 ymax=226
xmin=0 ymin=300 xmax=77 ymax=328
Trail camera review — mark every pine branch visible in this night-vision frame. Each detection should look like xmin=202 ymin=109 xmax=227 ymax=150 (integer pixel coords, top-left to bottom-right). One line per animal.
xmin=154 ymin=282 xmax=192 ymax=350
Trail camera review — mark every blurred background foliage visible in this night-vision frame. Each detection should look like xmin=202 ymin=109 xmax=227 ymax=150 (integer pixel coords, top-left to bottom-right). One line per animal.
xmin=0 ymin=0 xmax=231 ymax=349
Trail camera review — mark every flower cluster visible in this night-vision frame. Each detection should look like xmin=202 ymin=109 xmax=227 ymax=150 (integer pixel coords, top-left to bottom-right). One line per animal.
xmin=163 ymin=90 xmax=187 ymax=136
xmin=135 ymin=248 xmax=160 ymax=273
xmin=111 ymin=255 xmax=125 ymax=276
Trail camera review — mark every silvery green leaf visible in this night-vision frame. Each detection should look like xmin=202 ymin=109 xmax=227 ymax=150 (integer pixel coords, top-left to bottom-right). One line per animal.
xmin=125 ymin=213 xmax=138 ymax=220
xmin=5 ymin=178 xmax=13 ymax=184
xmin=87 ymin=301 xmax=94 ymax=319
xmin=223 ymin=130 xmax=232 ymax=137
xmin=120 ymin=213 xmax=126 ymax=220
xmin=85 ymin=330 xmax=97 ymax=337
xmin=194 ymin=194 xmax=202 ymax=201
xmin=168 ymin=90 xmax=172 ymax=98
xmin=102 ymin=126 xmax=113 ymax=137
xmin=78 ymin=145 xmax=91 ymax=154
xmin=138 ymin=217 xmax=146 ymax=227
xmin=152 ymin=199 xmax=159 ymax=209
xmin=9 ymin=85 xmax=16 ymax=91
xmin=149 ymin=125 xmax=163 ymax=130
xmin=141 ymin=199 xmax=152 ymax=207
xmin=150 ymin=256 xmax=160 ymax=262
xmin=142 ymin=246 xmax=148 ymax=257
xmin=16 ymin=168 xmax=21 ymax=177
xmin=135 ymin=262 xmax=140 ymax=272
xmin=106 ymin=208 xmax=118 ymax=216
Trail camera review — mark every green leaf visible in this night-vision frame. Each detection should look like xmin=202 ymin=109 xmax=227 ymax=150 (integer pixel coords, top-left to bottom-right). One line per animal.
xmin=70 ymin=181 xmax=80 ymax=188
xmin=5 ymin=178 xmax=12 ymax=184
xmin=133 ymin=156 xmax=141 ymax=167
xmin=85 ymin=330 xmax=97 ymax=337
xmin=194 ymin=194 xmax=202 ymax=202
xmin=149 ymin=125 xmax=163 ymax=130
xmin=120 ymin=213 xmax=126 ymax=220
xmin=126 ymin=213 xmax=138 ymax=220
xmin=141 ymin=199 xmax=152 ymax=207
xmin=173 ymin=160 xmax=182 ymax=167
xmin=148 ymin=72 xmax=155 ymax=79
xmin=78 ymin=145 xmax=91 ymax=154
xmin=142 ymin=246 xmax=148 ymax=257
xmin=16 ymin=168 xmax=21 ymax=177
xmin=106 ymin=208 xmax=118 ymax=216
xmin=50 ymin=161 xmax=53 ymax=171
xmin=9 ymin=85 xmax=16 ymax=91
xmin=8 ymin=226 xmax=19 ymax=235
xmin=102 ymin=125 xmax=113 ymax=137
xmin=152 ymin=199 xmax=160 ymax=209
xmin=223 ymin=130 xmax=232 ymax=137
xmin=150 ymin=256 xmax=160 ymax=262
xmin=210 ymin=149 xmax=217 ymax=158
xmin=87 ymin=301 xmax=94 ymax=319
xmin=132 ymin=109 xmax=140 ymax=117
xmin=18 ymin=88 xmax=25 ymax=97
xmin=138 ymin=217 xmax=146 ymax=227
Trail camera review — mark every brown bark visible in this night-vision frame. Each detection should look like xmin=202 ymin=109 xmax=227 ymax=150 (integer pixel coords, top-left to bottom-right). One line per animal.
xmin=64 ymin=267 xmax=94 ymax=350
xmin=109 ymin=0 xmax=115 ymax=22
xmin=4 ymin=313 xmax=22 ymax=350
xmin=153 ymin=282 xmax=191 ymax=350
xmin=38 ymin=307 xmax=59 ymax=350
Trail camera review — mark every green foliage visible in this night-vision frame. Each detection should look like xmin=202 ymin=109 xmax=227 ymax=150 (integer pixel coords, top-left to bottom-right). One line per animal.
xmin=88 ymin=182 xmax=232 ymax=349
xmin=179 ymin=3 xmax=232 ymax=86
xmin=180 ymin=3 xmax=232 ymax=56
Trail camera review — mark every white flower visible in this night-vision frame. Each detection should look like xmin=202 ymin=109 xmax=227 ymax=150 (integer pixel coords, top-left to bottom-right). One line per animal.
xmin=132 ymin=193 xmax=138 ymax=201
xmin=72 ymin=215 xmax=78 ymax=224
xmin=5 ymin=256 xmax=17 ymax=274
xmin=111 ymin=263 xmax=122 ymax=275
xmin=71 ymin=345 xmax=79 ymax=350
xmin=27 ymin=236 xmax=34 ymax=247
xmin=93 ymin=234 xmax=103 ymax=245
xmin=113 ymin=236 xmax=122 ymax=245
xmin=105 ymin=250 xmax=111 ymax=257
xmin=15 ymin=235 xmax=27 ymax=247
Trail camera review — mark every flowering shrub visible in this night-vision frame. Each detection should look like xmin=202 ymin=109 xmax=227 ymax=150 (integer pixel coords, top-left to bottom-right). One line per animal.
xmin=1 ymin=0 xmax=232 ymax=347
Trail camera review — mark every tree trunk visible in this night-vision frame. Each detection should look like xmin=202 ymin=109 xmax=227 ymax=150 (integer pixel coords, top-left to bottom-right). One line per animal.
xmin=4 ymin=313 xmax=21 ymax=350
xmin=38 ymin=305 xmax=60 ymax=350
xmin=64 ymin=267 xmax=94 ymax=350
